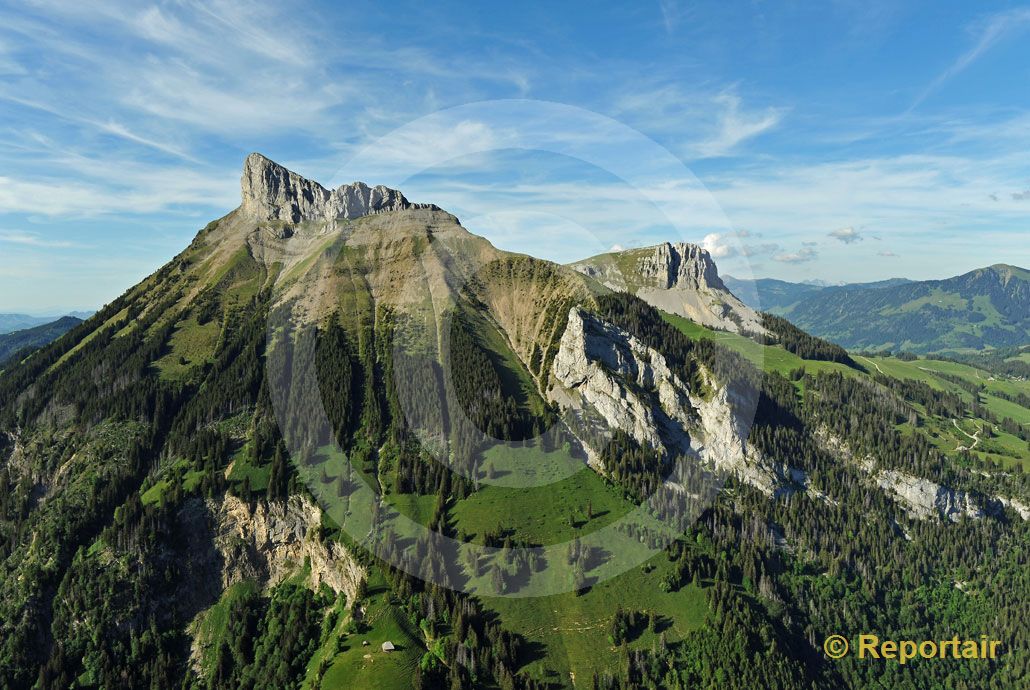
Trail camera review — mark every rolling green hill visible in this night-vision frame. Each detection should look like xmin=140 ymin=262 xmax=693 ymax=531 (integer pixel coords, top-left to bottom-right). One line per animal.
xmin=722 ymin=276 xmax=912 ymax=313
xmin=730 ymin=266 xmax=1028 ymax=353
xmin=721 ymin=276 xmax=824 ymax=312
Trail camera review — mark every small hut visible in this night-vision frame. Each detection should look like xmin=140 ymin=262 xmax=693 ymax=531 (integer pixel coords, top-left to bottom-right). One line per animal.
xmin=381 ymin=641 xmax=395 ymax=653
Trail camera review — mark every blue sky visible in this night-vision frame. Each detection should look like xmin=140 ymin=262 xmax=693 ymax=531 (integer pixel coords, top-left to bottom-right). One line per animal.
xmin=1 ymin=1 xmax=1029 ymax=312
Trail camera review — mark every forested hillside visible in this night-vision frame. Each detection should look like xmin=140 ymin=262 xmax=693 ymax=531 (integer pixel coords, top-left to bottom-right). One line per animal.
xmin=0 ymin=316 xmax=83 ymax=366
xmin=734 ymin=265 xmax=1030 ymax=353
xmin=0 ymin=156 xmax=1026 ymax=689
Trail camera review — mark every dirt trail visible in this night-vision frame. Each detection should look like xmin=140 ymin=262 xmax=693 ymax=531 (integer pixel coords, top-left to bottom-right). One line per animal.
xmin=858 ymin=355 xmax=885 ymax=375
xmin=952 ymin=418 xmax=980 ymax=451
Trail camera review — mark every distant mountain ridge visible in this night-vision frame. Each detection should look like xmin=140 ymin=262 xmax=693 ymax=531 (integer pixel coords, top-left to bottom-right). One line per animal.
xmin=721 ymin=276 xmax=823 ymax=313
xmin=728 ymin=266 xmax=1028 ymax=353
xmin=0 ymin=311 xmax=92 ymax=335
xmin=0 ymin=314 xmax=53 ymax=335
xmin=0 ymin=316 xmax=83 ymax=365
xmin=723 ymin=276 xmax=913 ymax=313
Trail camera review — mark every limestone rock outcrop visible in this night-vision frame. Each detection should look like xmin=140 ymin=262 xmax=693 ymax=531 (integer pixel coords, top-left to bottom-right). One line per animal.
xmin=570 ymin=242 xmax=767 ymax=335
xmin=194 ymin=494 xmax=365 ymax=601
xmin=815 ymin=428 xmax=1030 ymax=524
xmin=995 ymin=496 xmax=1030 ymax=521
xmin=636 ymin=241 xmax=726 ymax=291
xmin=240 ymin=152 xmax=434 ymax=223
xmin=551 ymin=306 xmax=693 ymax=454
xmin=549 ymin=307 xmax=785 ymax=492
xmin=876 ymin=470 xmax=984 ymax=522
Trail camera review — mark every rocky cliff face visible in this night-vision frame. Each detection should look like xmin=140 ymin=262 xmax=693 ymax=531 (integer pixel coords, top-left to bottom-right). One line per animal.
xmin=183 ymin=494 xmax=365 ymax=601
xmin=874 ymin=470 xmax=986 ymax=522
xmin=550 ymin=306 xmax=696 ymax=455
xmin=183 ymin=495 xmax=365 ymax=675
xmin=570 ymin=242 xmax=767 ymax=335
xmin=240 ymin=152 xmax=434 ymax=223
xmin=549 ymin=307 xmax=787 ymax=493
xmin=637 ymin=242 xmax=726 ymax=291
xmin=816 ymin=429 xmax=1029 ymax=524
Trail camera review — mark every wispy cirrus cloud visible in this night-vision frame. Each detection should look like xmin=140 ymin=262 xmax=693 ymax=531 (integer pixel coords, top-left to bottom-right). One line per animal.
xmin=0 ymin=230 xmax=81 ymax=248
xmin=0 ymin=94 xmax=201 ymax=162
xmin=613 ymin=85 xmax=786 ymax=158
xmin=657 ymin=0 xmax=689 ymax=34
xmin=695 ymin=91 xmax=786 ymax=158
xmin=0 ymin=136 xmax=237 ymax=217
xmin=912 ymin=8 xmax=1030 ymax=109
xmin=394 ymin=127 xmax=1030 ymax=276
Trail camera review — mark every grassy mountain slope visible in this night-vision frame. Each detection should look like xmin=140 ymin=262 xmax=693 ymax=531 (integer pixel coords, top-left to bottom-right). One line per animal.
xmin=732 ymin=265 xmax=1028 ymax=353
xmin=0 ymin=157 xmax=607 ymax=689
xmin=663 ymin=312 xmax=1030 ymax=472
xmin=944 ymin=343 xmax=1030 ymax=377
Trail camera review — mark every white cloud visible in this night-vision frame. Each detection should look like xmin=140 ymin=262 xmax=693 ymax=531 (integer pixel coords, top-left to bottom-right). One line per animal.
xmin=0 ymin=230 xmax=80 ymax=248
xmin=774 ymin=247 xmax=818 ymax=264
xmin=378 ymin=122 xmax=1030 ymax=279
xmin=0 ymin=95 xmax=200 ymax=162
xmin=0 ymin=0 xmax=530 ymax=150
xmin=0 ymin=161 xmax=236 ymax=217
xmin=698 ymin=144 xmax=1030 ymax=247
xmin=701 ymin=232 xmax=736 ymax=258
xmin=344 ymin=119 xmax=513 ymax=180
xmin=829 ymin=226 xmax=862 ymax=243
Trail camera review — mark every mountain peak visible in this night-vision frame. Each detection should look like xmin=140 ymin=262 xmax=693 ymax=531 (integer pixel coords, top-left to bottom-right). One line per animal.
xmin=987 ymin=263 xmax=1030 ymax=279
xmin=569 ymin=241 xmax=766 ymax=335
xmin=239 ymin=152 xmax=432 ymax=223
xmin=642 ymin=241 xmax=725 ymax=291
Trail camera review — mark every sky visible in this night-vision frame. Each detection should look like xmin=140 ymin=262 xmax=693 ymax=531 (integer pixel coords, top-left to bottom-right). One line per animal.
xmin=1 ymin=1 xmax=1029 ymax=312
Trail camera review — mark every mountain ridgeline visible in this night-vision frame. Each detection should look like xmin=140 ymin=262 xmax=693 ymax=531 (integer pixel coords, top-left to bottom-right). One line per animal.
xmin=0 ymin=154 xmax=1026 ymax=690
xmin=727 ymin=267 xmax=1030 ymax=353
xmin=0 ymin=316 xmax=83 ymax=367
